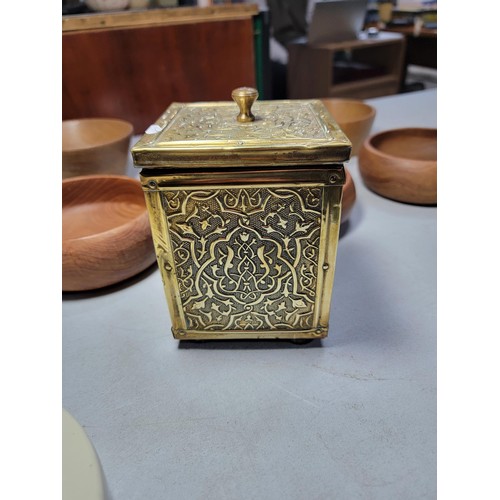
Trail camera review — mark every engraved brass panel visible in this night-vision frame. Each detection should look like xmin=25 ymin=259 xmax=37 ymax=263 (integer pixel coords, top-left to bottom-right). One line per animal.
xmin=141 ymin=168 xmax=343 ymax=340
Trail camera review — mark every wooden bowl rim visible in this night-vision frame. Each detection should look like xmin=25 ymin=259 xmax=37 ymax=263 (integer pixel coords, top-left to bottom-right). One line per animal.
xmin=362 ymin=127 xmax=437 ymax=165
xmin=62 ymin=118 xmax=134 ymax=153
xmin=62 ymin=174 xmax=148 ymax=244
xmin=321 ymin=98 xmax=376 ymax=124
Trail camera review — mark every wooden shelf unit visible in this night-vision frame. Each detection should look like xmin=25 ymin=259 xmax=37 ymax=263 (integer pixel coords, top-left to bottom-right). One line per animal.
xmin=287 ymin=31 xmax=406 ymax=100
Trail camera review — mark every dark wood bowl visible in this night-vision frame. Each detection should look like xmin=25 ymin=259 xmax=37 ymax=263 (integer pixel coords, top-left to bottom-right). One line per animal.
xmin=358 ymin=127 xmax=437 ymax=204
xmin=62 ymin=175 xmax=156 ymax=291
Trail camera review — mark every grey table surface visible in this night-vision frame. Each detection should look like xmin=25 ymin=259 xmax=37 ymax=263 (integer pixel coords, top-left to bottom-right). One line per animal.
xmin=63 ymin=88 xmax=437 ymax=500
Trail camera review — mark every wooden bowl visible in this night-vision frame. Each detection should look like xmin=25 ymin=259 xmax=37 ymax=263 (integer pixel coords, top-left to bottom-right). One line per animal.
xmin=62 ymin=118 xmax=134 ymax=179
xmin=321 ymin=98 xmax=376 ymax=156
xmin=358 ymin=127 xmax=437 ymax=205
xmin=62 ymin=175 xmax=156 ymax=292
xmin=341 ymin=167 xmax=356 ymax=224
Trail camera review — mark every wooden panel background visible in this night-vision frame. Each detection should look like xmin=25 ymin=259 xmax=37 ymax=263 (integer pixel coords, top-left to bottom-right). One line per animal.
xmin=62 ymin=19 xmax=256 ymax=133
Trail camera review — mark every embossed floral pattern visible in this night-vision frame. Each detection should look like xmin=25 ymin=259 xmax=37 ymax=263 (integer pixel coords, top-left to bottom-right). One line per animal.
xmin=156 ymin=103 xmax=330 ymax=142
xmin=161 ymin=187 xmax=323 ymax=331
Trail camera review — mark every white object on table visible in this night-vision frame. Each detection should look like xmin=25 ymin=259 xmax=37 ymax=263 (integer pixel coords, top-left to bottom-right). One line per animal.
xmin=62 ymin=408 xmax=106 ymax=500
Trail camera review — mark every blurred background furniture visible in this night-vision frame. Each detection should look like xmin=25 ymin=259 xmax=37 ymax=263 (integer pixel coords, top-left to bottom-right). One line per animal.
xmin=366 ymin=0 xmax=437 ymax=91
xmin=287 ymin=31 xmax=405 ymax=100
xmin=383 ymin=22 xmax=436 ymax=72
xmin=62 ymin=4 xmax=262 ymax=133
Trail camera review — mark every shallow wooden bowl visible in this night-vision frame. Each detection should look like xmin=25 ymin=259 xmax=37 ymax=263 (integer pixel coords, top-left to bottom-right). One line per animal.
xmin=341 ymin=167 xmax=356 ymax=224
xmin=358 ymin=127 xmax=437 ymax=205
xmin=62 ymin=118 xmax=134 ymax=179
xmin=321 ymin=98 xmax=376 ymax=156
xmin=62 ymin=175 xmax=156 ymax=292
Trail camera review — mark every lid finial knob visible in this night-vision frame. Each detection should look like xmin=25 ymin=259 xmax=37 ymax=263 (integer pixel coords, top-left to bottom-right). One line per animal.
xmin=231 ymin=87 xmax=259 ymax=123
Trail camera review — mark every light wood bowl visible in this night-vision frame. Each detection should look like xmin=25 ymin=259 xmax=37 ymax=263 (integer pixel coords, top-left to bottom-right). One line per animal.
xmin=62 ymin=118 xmax=134 ymax=179
xmin=358 ymin=127 xmax=437 ymax=205
xmin=62 ymin=175 xmax=156 ymax=292
xmin=341 ymin=167 xmax=356 ymax=224
xmin=321 ymin=98 xmax=376 ymax=156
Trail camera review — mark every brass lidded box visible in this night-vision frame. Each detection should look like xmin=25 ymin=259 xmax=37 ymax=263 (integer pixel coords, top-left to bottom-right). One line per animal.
xmin=132 ymin=88 xmax=351 ymax=340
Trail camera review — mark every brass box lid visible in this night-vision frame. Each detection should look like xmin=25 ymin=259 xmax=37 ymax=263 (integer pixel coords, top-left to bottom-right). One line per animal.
xmin=132 ymin=88 xmax=352 ymax=169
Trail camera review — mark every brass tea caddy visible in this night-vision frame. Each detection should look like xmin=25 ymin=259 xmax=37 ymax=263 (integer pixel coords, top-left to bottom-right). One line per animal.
xmin=132 ymin=88 xmax=351 ymax=340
